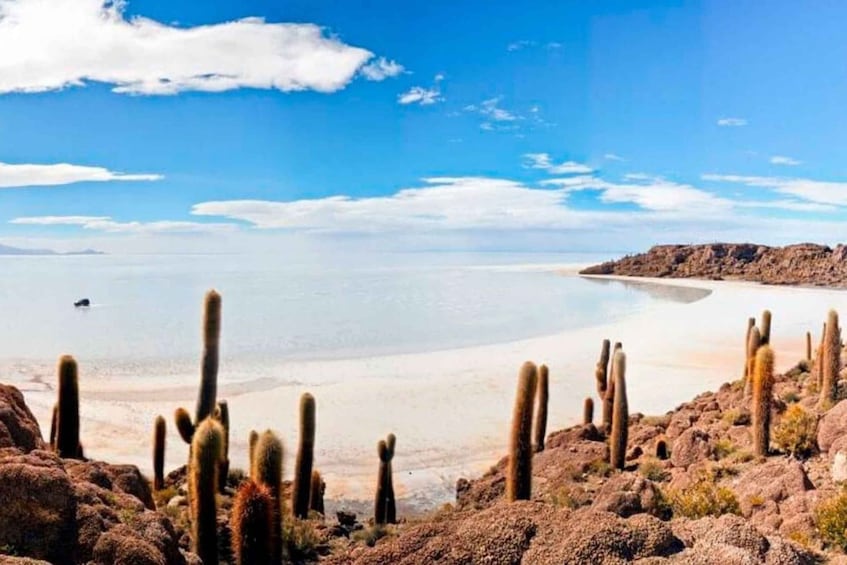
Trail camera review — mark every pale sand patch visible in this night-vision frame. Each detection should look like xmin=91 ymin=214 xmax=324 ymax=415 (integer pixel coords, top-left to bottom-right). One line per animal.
xmin=10 ymin=273 xmax=847 ymax=514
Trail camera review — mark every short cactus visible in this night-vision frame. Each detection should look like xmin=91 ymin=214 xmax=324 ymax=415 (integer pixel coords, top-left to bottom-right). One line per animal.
xmin=292 ymin=393 xmax=316 ymax=519
xmin=216 ymin=401 xmax=230 ymax=492
xmin=153 ymin=415 xmax=166 ymax=491
xmin=507 ymin=361 xmax=537 ymax=502
xmin=760 ymin=310 xmax=772 ymax=345
xmin=820 ymin=310 xmax=841 ymax=408
xmin=583 ymin=397 xmax=594 ymax=425
xmin=231 ymin=480 xmax=273 ymax=565
xmin=656 ymin=438 xmax=668 ymax=460
xmin=309 ymin=470 xmax=325 ymax=515
xmin=534 ymin=364 xmax=549 ymax=452
xmin=174 ymin=290 xmax=221 ymax=446
xmin=56 ymin=355 xmax=82 ymax=459
xmin=744 ymin=326 xmax=761 ymax=397
xmin=190 ymin=418 xmax=223 ymax=565
xmin=752 ymin=346 xmax=775 ymax=457
xmin=609 ymin=351 xmax=628 ymax=470
xmin=253 ymin=430 xmax=283 ymax=563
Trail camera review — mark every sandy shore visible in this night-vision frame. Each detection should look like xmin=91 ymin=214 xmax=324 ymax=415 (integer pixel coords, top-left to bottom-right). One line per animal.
xmin=7 ymin=270 xmax=847 ymax=515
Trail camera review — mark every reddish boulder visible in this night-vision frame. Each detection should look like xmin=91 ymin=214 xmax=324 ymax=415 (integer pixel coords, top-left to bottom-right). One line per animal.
xmin=817 ymin=400 xmax=847 ymax=453
xmin=671 ymin=429 xmax=714 ymax=469
xmin=0 ymin=385 xmax=44 ymax=452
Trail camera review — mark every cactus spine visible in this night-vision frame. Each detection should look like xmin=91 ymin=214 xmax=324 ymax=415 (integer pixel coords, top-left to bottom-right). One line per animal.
xmin=751 ymin=346 xmax=775 ymax=457
xmin=190 ymin=418 xmax=223 ymax=565
xmin=174 ymin=290 xmax=221 ymax=446
xmin=744 ymin=326 xmax=761 ymax=397
xmin=292 ymin=393 xmax=316 ymax=519
xmin=534 ymin=364 xmax=549 ymax=452
xmin=583 ymin=397 xmax=594 ymax=425
xmin=609 ymin=351 xmax=628 ymax=470
xmin=56 ymin=355 xmax=82 ymax=459
xmin=216 ymin=401 xmax=230 ymax=492
xmin=253 ymin=430 xmax=283 ymax=563
xmin=153 ymin=415 xmax=166 ymax=491
xmin=507 ymin=361 xmax=538 ymax=502
xmin=760 ymin=309 xmax=772 ymax=346
xmin=309 ymin=470 xmax=325 ymax=515
xmin=231 ymin=480 xmax=273 ymax=565
xmin=820 ymin=310 xmax=841 ymax=408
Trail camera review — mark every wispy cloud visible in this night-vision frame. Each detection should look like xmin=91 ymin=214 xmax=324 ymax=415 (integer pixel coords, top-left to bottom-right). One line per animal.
xmin=465 ymin=97 xmax=524 ymax=131
xmin=507 ymin=40 xmax=536 ymax=52
xmin=11 ymin=216 xmax=235 ymax=233
xmin=703 ymin=174 xmax=847 ymax=207
xmin=523 ymin=153 xmax=593 ymax=175
xmin=398 ymin=86 xmax=441 ymax=106
xmin=604 ymin=153 xmax=625 ymax=162
xmin=360 ymin=57 xmax=405 ymax=81
xmin=0 ymin=162 xmax=161 ymax=188
xmin=0 ymin=0 xmax=385 ymax=95
xmin=717 ymin=117 xmax=748 ymax=127
xmin=770 ymin=155 xmax=803 ymax=166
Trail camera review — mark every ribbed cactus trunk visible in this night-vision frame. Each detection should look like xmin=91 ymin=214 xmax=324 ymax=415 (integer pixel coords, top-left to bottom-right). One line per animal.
xmin=609 ymin=351 xmax=628 ymax=470
xmin=806 ymin=331 xmax=813 ymax=362
xmin=752 ymin=346 xmax=775 ymax=457
xmin=254 ymin=430 xmax=283 ymax=564
xmin=190 ymin=418 xmax=223 ymax=565
xmin=374 ymin=440 xmax=389 ymax=525
xmin=533 ymin=365 xmax=549 ymax=452
xmin=760 ymin=309 xmax=772 ymax=346
xmin=603 ymin=372 xmax=615 ymax=435
xmin=507 ymin=362 xmax=537 ymax=502
xmin=743 ymin=317 xmax=755 ymax=380
xmin=231 ymin=480 xmax=273 ymax=565
xmin=583 ymin=397 xmax=594 ymax=425
xmin=385 ymin=433 xmax=396 ymax=524
xmin=595 ymin=339 xmax=610 ymax=398
xmin=216 ymin=401 xmax=230 ymax=493
xmin=56 ymin=355 xmax=81 ymax=459
xmin=292 ymin=393 xmax=316 ymax=519
xmin=309 ymin=470 xmax=325 ymax=515
xmin=248 ymin=430 xmax=259 ymax=479
xmin=744 ymin=326 xmax=761 ymax=398
xmin=153 ymin=415 xmax=166 ymax=491
xmin=820 ymin=310 xmax=841 ymax=408
xmin=49 ymin=403 xmax=58 ymax=450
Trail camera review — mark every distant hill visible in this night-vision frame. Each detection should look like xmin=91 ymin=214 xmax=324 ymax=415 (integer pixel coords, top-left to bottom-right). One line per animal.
xmin=0 ymin=244 xmax=105 ymax=256
xmin=580 ymin=242 xmax=847 ymax=287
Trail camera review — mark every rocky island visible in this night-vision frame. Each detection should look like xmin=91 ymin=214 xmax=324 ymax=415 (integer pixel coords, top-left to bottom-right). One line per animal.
xmin=580 ymin=243 xmax=847 ymax=287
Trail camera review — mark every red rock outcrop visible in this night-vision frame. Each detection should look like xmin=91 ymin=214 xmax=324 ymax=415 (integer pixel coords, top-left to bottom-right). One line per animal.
xmin=580 ymin=243 xmax=847 ymax=286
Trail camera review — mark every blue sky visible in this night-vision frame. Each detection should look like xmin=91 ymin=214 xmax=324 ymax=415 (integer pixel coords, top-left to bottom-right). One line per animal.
xmin=2 ymin=0 xmax=847 ymax=253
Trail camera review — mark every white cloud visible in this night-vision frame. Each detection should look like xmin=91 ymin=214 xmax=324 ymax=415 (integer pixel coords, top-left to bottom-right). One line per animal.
xmin=434 ymin=73 xmax=445 ymax=82
xmin=604 ymin=153 xmax=625 ymax=161
xmin=546 ymin=42 xmax=563 ymax=49
xmin=770 ymin=155 xmax=802 ymax=166
xmin=11 ymin=215 xmax=235 ymax=233
xmin=507 ymin=40 xmax=535 ymax=52
xmin=360 ymin=57 xmax=405 ymax=81
xmin=479 ymin=97 xmax=517 ymax=121
xmin=0 ymin=0 xmax=381 ymax=95
xmin=523 ymin=153 xmax=593 ymax=175
xmin=398 ymin=86 xmax=442 ymax=106
xmin=0 ymin=162 xmax=161 ymax=188
xmin=703 ymin=174 xmax=847 ymax=207
xmin=717 ymin=117 xmax=748 ymax=127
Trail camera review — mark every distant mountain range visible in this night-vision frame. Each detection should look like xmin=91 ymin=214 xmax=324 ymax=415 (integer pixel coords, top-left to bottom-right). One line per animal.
xmin=0 ymin=244 xmax=105 ymax=256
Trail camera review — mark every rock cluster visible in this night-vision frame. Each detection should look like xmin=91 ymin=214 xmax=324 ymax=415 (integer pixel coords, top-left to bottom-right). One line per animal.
xmin=580 ymin=243 xmax=847 ymax=286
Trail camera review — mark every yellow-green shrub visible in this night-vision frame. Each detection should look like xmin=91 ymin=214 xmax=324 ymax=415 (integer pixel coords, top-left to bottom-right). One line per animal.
xmin=814 ymin=490 xmax=847 ymax=550
xmin=664 ymin=475 xmax=740 ymax=519
xmin=773 ymin=404 xmax=818 ymax=458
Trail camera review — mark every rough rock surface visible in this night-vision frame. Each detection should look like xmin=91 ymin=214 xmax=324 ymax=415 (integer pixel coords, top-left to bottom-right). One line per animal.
xmin=580 ymin=243 xmax=847 ymax=287
xmin=817 ymin=399 xmax=847 ymax=452
xmin=0 ymin=385 xmax=187 ymax=564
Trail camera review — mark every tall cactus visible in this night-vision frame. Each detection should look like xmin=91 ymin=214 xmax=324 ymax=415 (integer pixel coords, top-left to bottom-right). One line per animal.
xmin=743 ymin=317 xmax=755 ymax=380
xmin=507 ymin=361 xmax=538 ymax=502
xmin=216 ymin=401 xmax=230 ymax=492
xmin=744 ymin=326 xmax=761 ymax=397
xmin=190 ymin=418 xmax=223 ymax=565
xmin=820 ymin=310 xmax=841 ymax=408
xmin=595 ymin=339 xmax=610 ymax=398
xmin=374 ymin=439 xmax=389 ymax=525
xmin=231 ymin=480 xmax=273 ymax=565
xmin=752 ymin=346 xmax=775 ymax=456
xmin=153 ymin=415 xmax=166 ymax=491
xmin=292 ymin=393 xmax=316 ymax=519
xmin=248 ymin=430 xmax=259 ymax=479
xmin=534 ymin=365 xmax=549 ymax=452
xmin=806 ymin=331 xmax=813 ymax=362
xmin=49 ymin=403 xmax=58 ymax=450
xmin=760 ymin=309 xmax=772 ymax=346
xmin=609 ymin=350 xmax=629 ymax=470
xmin=583 ymin=397 xmax=594 ymax=425
xmin=56 ymin=355 xmax=82 ymax=459
xmin=385 ymin=433 xmax=397 ymax=524
xmin=174 ymin=290 xmax=221 ymax=445
xmin=603 ymin=367 xmax=616 ymax=435
xmin=253 ymin=430 xmax=283 ymax=564
xmin=309 ymin=470 xmax=325 ymax=515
